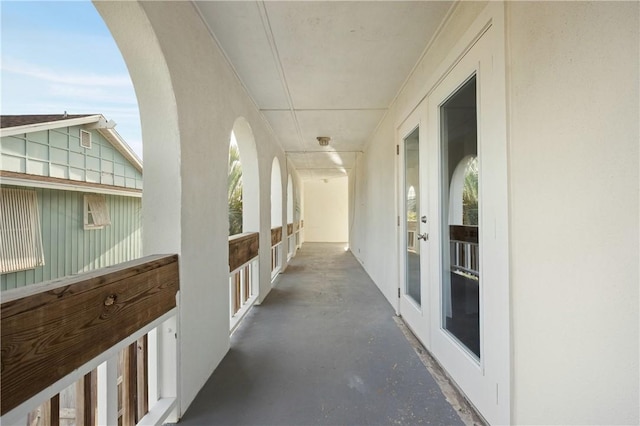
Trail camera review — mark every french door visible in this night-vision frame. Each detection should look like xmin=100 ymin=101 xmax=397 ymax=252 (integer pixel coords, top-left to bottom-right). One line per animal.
xmin=398 ymin=109 xmax=429 ymax=344
xmin=398 ymin=12 xmax=509 ymax=424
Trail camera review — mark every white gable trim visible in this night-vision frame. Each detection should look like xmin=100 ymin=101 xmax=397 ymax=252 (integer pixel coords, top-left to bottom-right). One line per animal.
xmin=0 ymin=115 xmax=103 ymax=138
xmin=1 ymin=173 xmax=142 ymax=198
xmin=1 ymin=115 xmax=143 ymax=173
xmin=98 ymin=127 xmax=143 ymax=172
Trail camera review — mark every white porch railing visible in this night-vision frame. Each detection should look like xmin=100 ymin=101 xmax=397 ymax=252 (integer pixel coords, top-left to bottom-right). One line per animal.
xmin=1 ymin=255 xmax=180 ymax=426
xmin=450 ymin=240 xmax=479 ymax=276
xmin=295 ymin=220 xmax=302 ymax=249
xmin=228 ymin=232 xmax=260 ymax=332
xmin=271 ymin=242 xmax=282 ymax=281
xmin=287 ymin=235 xmax=295 ymax=260
xmin=285 ymin=223 xmax=294 ymax=260
xmin=229 ymin=256 xmax=259 ymax=332
xmin=449 ymin=225 xmax=479 ymax=277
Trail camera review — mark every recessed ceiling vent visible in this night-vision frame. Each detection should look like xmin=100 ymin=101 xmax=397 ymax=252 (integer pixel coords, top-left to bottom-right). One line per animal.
xmin=80 ymin=129 xmax=92 ymax=149
xmin=317 ymin=136 xmax=331 ymax=147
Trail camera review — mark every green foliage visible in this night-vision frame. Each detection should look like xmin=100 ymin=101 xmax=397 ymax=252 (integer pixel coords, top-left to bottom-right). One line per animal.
xmin=462 ymin=157 xmax=478 ymax=226
xmin=228 ymin=143 xmax=243 ymax=235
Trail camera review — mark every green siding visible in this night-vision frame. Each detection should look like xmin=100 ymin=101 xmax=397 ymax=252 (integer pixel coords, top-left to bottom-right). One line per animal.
xmin=1 ymin=186 xmax=142 ymax=290
xmin=1 ymin=126 xmax=142 ymax=190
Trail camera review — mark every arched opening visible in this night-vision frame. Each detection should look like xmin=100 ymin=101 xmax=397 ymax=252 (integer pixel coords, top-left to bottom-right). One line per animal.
xmin=231 ymin=117 xmax=260 ymax=233
xmin=270 ymin=158 xmax=283 ymax=279
xmin=271 ymin=158 xmax=283 ymax=228
xmin=228 ymin=117 xmax=261 ymax=330
xmin=287 ymin=175 xmax=294 ymax=225
xmin=286 ymin=175 xmax=294 ymax=259
xmin=228 ymin=133 xmax=243 ymax=235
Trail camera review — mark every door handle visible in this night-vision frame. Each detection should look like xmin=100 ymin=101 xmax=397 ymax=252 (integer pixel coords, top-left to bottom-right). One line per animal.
xmin=417 ymin=233 xmax=428 ymax=241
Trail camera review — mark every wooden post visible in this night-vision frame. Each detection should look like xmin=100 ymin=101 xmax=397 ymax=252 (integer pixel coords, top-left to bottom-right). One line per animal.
xmin=122 ymin=343 xmax=137 ymax=426
xmin=136 ymin=335 xmax=148 ymax=422
xmin=234 ymin=273 xmax=241 ymax=314
xmin=49 ymin=394 xmax=60 ymax=426
xmin=243 ymin=265 xmax=250 ymax=302
xmin=86 ymin=370 xmax=97 ymax=426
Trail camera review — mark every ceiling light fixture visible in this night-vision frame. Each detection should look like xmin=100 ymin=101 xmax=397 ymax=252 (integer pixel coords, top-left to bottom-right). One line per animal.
xmin=317 ymin=136 xmax=331 ymax=147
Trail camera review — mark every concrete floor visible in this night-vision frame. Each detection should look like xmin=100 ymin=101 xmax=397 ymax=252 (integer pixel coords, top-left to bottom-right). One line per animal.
xmin=175 ymin=243 xmax=465 ymax=426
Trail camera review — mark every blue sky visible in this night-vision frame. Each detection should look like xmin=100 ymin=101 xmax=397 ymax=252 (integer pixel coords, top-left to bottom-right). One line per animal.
xmin=1 ymin=1 xmax=143 ymax=158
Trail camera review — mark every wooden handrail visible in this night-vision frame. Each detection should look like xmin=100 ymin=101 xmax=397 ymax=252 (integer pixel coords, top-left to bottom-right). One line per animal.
xmin=1 ymin=254 xmax=179 ymax=416
xmin=271 ymin=227 xmax=282 ymax=247
xmin=449 ymin=225 xmax=479 ymax=244
xmin=287 ymin=223 xmax=294 ymax=235
xmin=229 ymin=232 xmax=259 ymax=272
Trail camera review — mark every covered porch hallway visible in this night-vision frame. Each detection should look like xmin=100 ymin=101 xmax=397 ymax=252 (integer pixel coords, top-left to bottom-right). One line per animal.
xmin=175 ymin=243 xmax=471 ymax=426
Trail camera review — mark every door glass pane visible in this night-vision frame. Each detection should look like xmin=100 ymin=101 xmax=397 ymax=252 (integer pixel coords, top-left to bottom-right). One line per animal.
xmin=404 ymin=128 xmax=421 ymax=306
xmin=440 ymin=76 xmax=480 ymax=359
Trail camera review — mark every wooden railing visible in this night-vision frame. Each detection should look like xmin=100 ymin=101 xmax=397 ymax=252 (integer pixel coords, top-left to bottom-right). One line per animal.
xmin=1 ymin=255 xmax=180 ymax=426
xmin=450 ymin=225 xmax=479 ymax=277
xmin=271 ymin=227 xmax=283 ymax=280
xmin=228 ymin=232 xmax=259 ymax=331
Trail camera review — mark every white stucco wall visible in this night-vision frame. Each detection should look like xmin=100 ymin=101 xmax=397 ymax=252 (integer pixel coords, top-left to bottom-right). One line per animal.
xmin=350 ymin=1 xmax=639 ymax=425
xmin=97 ymin=1 xmax=292 ymax=416
xmin=271 ymin=157 xmax=283 ymax=227
xmin=349 ymin=125 xmax=398 ymax=305
xmin=304 ymin=177 xmax=348 ymax=243
xmin=349 ymin=0 xmax=487 ymax=316
xmin=507 ymin=2 xmax=639 ymax=424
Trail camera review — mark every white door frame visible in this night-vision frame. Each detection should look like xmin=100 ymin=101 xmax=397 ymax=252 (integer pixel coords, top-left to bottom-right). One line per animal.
xmin=397 ymin=107 xmax=430 ymax=346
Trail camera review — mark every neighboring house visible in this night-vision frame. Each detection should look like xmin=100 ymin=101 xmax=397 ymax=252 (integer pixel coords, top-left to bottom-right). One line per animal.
xmin=0 ymin=114 xmax=143 ymax=290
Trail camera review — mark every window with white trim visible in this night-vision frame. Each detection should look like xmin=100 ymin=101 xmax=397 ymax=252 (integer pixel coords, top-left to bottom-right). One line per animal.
xmin=0 ymin=188 xmax=45 ymax=273
xmin=84 ymin=194 xmax=111 ymax=229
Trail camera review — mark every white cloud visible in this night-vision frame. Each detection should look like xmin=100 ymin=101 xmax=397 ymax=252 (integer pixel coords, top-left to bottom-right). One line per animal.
xmin=48 ymin=84 xmax=137 ymax=105
xmin=1 ymin=57 xmax=132 ymax=87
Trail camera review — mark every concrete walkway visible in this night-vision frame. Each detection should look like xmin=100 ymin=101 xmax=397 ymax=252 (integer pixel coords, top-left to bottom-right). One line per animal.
xmin=176 ymin=243 xmax=465 ymax=426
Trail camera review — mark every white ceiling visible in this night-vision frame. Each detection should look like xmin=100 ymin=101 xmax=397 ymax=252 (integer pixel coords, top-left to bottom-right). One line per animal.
xmin=194 ymin=1 xmax=453 ymax=180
